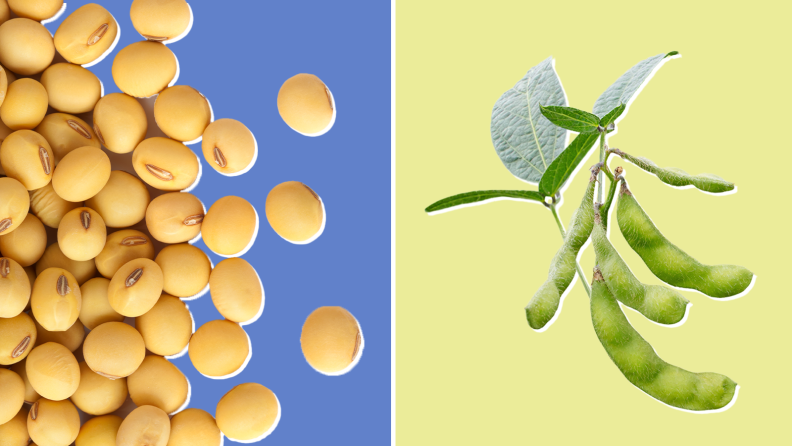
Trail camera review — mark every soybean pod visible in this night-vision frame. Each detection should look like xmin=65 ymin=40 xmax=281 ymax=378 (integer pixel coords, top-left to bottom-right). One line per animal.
xmin=525 ymin=165 xmax=597 ymax=330
xmin=610 ymin=148 xmax=734 ymax=193
xmin=617 ymin=181 xmax=753 ymax=298
xmin=590 ymin=267 xmax=737 ymax=411
xmin=592 ymin=210 xmax=689 ymax=325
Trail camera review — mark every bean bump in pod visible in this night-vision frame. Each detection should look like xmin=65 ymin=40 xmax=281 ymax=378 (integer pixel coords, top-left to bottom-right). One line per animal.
xmin=616 ymin=180 xmax=753 ymax=298
xmin=591 ymin=207 xmax=690 ymax=325
xmin=524 ymin=164 xmax=597 ymax=330
xmin=590 ymin=267 xmax=737 ymax=411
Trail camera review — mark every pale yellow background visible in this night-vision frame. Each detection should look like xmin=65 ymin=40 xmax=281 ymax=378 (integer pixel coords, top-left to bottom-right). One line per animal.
xmin=396 ymin=0 xmax=790 ymax=444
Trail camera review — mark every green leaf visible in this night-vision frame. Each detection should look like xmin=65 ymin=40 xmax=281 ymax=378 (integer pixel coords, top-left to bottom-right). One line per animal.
xmin=592 ymin=51 xmax=680 ymax=119
xmin=599 ymin=103 xmax=625 ymax=128
xmin=538 ymin=132 xmax=600 ymax=197
xmin=491 ymin=57 xmax=568 ymax=184
xmin=425 ymin=190 xmax=545 ymax=214
xmin=539 ymin=105 xmax=600 ymax=134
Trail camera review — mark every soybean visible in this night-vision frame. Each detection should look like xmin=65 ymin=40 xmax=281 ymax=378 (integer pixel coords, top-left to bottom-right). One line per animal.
xmin=215 ymin=383 xmax=279 ymax=441
xmin=168 ymin=408 xmax=222 ymax=446
xmin=40 ymin=64 xmax=102 ymax=114
xmin=130 ymin=0 xmax=191 ymax=41
xmin=9 ymin=359 xmax=40 ymax=404
xmin=27 ymin=399 xmax=80 ymax=446
xmin=30 ymin=268 xmax=81 ymax=332
xmin=0 ymin=177 xmax=30 ymax=235
xmin=201 ymin=118 xmax=256 ymax=175
xmin=85 ymin=171 xmax=150 ymax=228
xmin=112 ymin=41 xmax=177 ymax=98
xmin=0 ymin=79 xmax=48 ymax=131
xmin=132 ymin=137 xmax=199 ymax=191
xmin=0 ymin=407 xmax=29 ymax=446
xmin=36 ymin=243 xmax=97 ymax=285
xmin=145 ymin=191 xmax=203 ymax=243
xmin=0 ymin=312 xmax=36 ymax=365
xmin=51 ymin=147 xmax=111 ymax=202
xmin=135 ymin=293 xmax=192 ymax=357
xmin=94 ymin=230 xmax=155 ymax=279
xmin=107 ymin=258 xmax=164 ymax=317
xmin=116 ymin=405 xmax=170 ymax=446
xmin=53 ymin=3 xmax=118 ymax=65
xmin=25 ymin=342 xmax=80 ymax=401
xmin=57 ymin=207 xmax=107 ymax=261
xmin=209 ymin=258 xmax=263 ymax=323
xmin=525 ymin=168 xmax=596 ymax=329
xmin=33 ymin=319 xmax=84 ymax=353
xmin=202 ymin=196 xmax=257 ymax=256
xmin=617 ymin=182 xmax=753 ymax=298
xmin=83 ymin=321 xmax=146 ymax=379
xmin=0 ymin=368 xmax=24 ymax=425
xmin=188 ymin=320 xmax=249 ymax=377
xmin=610 ymin=148 xmax=734 ymax=193
xmin=128 ymin=355 xmax=188 ymax=414
xmin=155 ymin=244 xmax=211 ymax=298
xmin=34 ymin=114 xmax=100 ymax=166
xmin=70 ymin=362 xmax=127 ymax=416
xmin=592 ymin=211 xmax=689 ymax=325
xmin=301 ymin=306 xmax=362 ymax=374
xmin=74 ymin=415 xmax=123 ymax=446
xmin=0 ymin=18 xmax=54 ymax=75
xmin=0 ymin=130 xmax=54 ymax=190
xmin=265 ymin=181 xmax=323 ymax=242
xmin=277 ymin=73 xmax=333 ymax=134
xmin=154 ymin=85 xmax=211 ymax=142
xmin=590 ymin=267 xmax=737 ymax=411
xmin=92 ymin=93 xmax=148 ymax=154
xmin=0 ymin=257 xmax=31 ymax=318
xmin=78 ymin=277 xmax=124 ymax=330
xmin=0 ymin=213 xmax=46 ymax=267
xmin=8 ymin=0 xmax=63 ymax=21
xmin=29 ymin=183 xmax=83 ymax=228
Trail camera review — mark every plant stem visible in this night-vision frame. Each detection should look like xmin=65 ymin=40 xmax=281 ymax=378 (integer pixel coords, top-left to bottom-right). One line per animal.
xmin=600 ymin=175 xmax=621 ymax=228
xmin=549 ymin=204 xmax=591 ymax=297
xmin=597 ymin=132 xmax=606 ymax=202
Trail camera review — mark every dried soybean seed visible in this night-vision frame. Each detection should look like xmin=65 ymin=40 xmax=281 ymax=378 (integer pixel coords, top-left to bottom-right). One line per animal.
xmin=25 ymin=342 xmax=80 ymax=400
xmin=116 ymin=405 xmax=171 ymax=446
xmin=75 ymin=415 xmax=123 ymax=446
xmin=85 ymin=171 xmax=150 ymax=228
xmin=92 ymin=93 xmax=148 ymax=154
xmin=128 ymin=355 xmax=188 ymax=414
xmin=201 ymin=118 xmax=256 ymax=175
xmin=168 ymin=408 xmax=222 ymax=446
xmin=301 ymin=306 xmax=362 ymax=374
xmin=107 ymin=258 xmax=163 ymax=317
xmin=145 ymin=192 xmax=204 ymax=243
xmin=51 ymin=147 xmax=111 ymax=202
xmin=188 ymin=320 xmax=249 ymax=377
xmin=202 ymin=196 xmax=257 ymax=256
xmin=209 ymin=258 xmax=262 ymax=323
xmin=0 ymin=18 xmax=54 ymax=75
xmin=35 ymin=113 xmax=100 ymax=165
xmin=30 ymin=268 xmax=81 ymax=332
xmin=132 ymin=137 xmax=199 ymax=191
xmin=0 ymin=177 xmax=30 ymax=234
xmin=27 ymin=399 xmax=80 ymax=446
xmin=155 ymin=244 xmax=211 ymax=298
xmin=0 ymin=213 xmax=47 ymax=267
xmin=0 ymin=368 xmax=24 ymax=425
xmin=83 ymin=322 xmax=145 ymax=379
xmin=154 ymin=85 xmax=212 ymax=142
xmin=0 ymin=312 xmax=36 ymax=365
xmin=78 ymin=277 xmax=124 ymax=330
xmin=36 ymin=243 xmax=97 ymax=285
xmin=130 ymin=0 xmax=191 ymax=41
xmin=0 ymin=130 xmax=54 ymax=190
xmin=57 ymin=207 xmax=106 ymax=261
xmin=112 ymin=41 xmax=177 ymax=98
xmin=33 ymin=319 xmax=84 ymax=353
xmin=40 ymin=64 xmax=102 ymax=114
xmin=0 ymin=79 xmax=48 ymax=130
xmin=10 ymin=359 xmax=41 ymax=404
xmin=29 ymin=183 xmax=84 ymax=229
xmin=0 ymin=65 xmax=7 ymax=109
xmin=136 ymin=293 xmax=193 ymax=357
xmin=54 ymin=4 xmax=118 ymax=65
xmin=0 ymin=406 xmax=29 ymax=446
xmin=70 ymin=362 xmax=127 ymax=416
xmin=277 ymin=73 xmax=334 ymax=134
xmin=94 ymin=230 xmax=155 ymax=279
xmin=8 ymin=0 xmax=63 ymax=21
xmin=215 ymin=383 xmax=279 ymax=441
xmin=265 ymin=181 xmax=324 ymax=242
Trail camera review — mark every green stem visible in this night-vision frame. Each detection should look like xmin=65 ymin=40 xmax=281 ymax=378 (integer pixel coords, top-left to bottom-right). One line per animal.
xmin=549 ymin=204 xmax=591 ymax=297
xmin=597 ymin=132 xmax=606 ymax=202
xmin=600 ymin=175 xmax=621 ymax=228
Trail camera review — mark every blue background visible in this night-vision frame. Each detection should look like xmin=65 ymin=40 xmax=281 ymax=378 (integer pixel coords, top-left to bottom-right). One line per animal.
xmin=43 ymin=0 xmax=391 ymax=443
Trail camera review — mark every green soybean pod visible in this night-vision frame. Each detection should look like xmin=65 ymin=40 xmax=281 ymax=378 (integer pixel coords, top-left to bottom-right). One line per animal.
xmin=590 ymin=267 xmax=738 ymax=411
xmin=611 ymin=149 xmax=734 ymax=194
xmin=617 ymin=182 xmax=753 ymax=298
xmin=591 ymin=210 xmax=689 ymax=325
xmin=524 ymin=166 xmax=596 ymax=330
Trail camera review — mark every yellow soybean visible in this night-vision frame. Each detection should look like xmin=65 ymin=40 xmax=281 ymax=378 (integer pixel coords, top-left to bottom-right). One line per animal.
xmin=94 ymin=229 xmax=155 ymax=279
xmin=107 ymin=258 xmax=163 ymax=317
xmin=277 ymin=73 xmax=333 ymax=134
xmin=130 ymin=0 xmax=191 ymax=41
xmin=25 ymin=342 xmax=80 ymax=401
xmin=128 ymin=355 xmax=188 ymax=414
xmin=54 ymin=3 xmax=118 ymax=65
xmin=112 ymin=41 xmax=177 ymax=98
xmin=155 ymin=244 xmax=211 ymax=298
xmin=34 ymin=113 xmax=100 ymax=166
xmin=265 ymin=181 xmax=323 ymax=242
xmin=51 ymin=147 xmax=111 ymax=202
xmin=29 ymin=183 xmax=83 ymax=229
xmin=57 ymin=207 xmax=107 ymax=261
xmin=0 ymin=130 xmax=54 ymax=190
xmin=30 ymin=267 xmax=81 ymax=332
xmin=78 ymin=277 xmax=124 ymax=330
xmin=36 ymin=243 xmax=97 ymax=285
xmin=132 ymin=137 xmax=199 ymax=191
xmin=201 ymin=118 xmax=256 ymax=175
xmin=0 ymin=256 xmax=31 ymax=319
xmin=209 ymin=258 xmax=262 ymax=323
xmin=70 ymin=362 xmax=127 ymax=415
xmin=33 ymin=319 xmax=84 ymax=353
xmin=154 ymin=85 xmax=211 ymax=142
xmin=202 ymin=196 xmax=257 ymax=256
xmin=40 ymin=64 xmax=102 ymax=114
xmin=0 ymin=79 xmax=48 ymax=131
xmin=85 ymin=171 xmax=150 ymax=228
xmin=83 ymin=321 xmax=145 ymax=379
xmin=74 ymin=415 xmax=123 ymax=446
xmin=92 ymin=93 xmax=148 ymax=154
xmin=0 ymin=213 xmax=47 ymax=267
xmin=0 ymin=177 xmax=30 ymax=235
xmin=136 ymin=293 xmax=192 ymax=357
xmin=145 ymin=191 xmax=203 ymax=244
xmin=215 ymin=383 xmax=279 ymax=441
xmin=27 ymin=399 xmax=80 ymax=446
xmin=0 ymin=18 xmax=54 ymax=75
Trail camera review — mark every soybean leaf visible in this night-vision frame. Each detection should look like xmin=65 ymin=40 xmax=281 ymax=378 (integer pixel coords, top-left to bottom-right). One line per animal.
xmin=592 ymin=51 xmax=679 ymax=119
xmin=425 ymin=190 xmax=545 ymax=214
xmin=599 ymin=103 xmax=626 ymax=128
xmin=611 ymin=149 xmax=735 ymax=193
xmin=491 ymin=57 xmax=568 ymax=184
xmin=538 ymin=132 xmax=600 ymax=197
xmin=539 ymin=105 xmax=600 ymax=134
